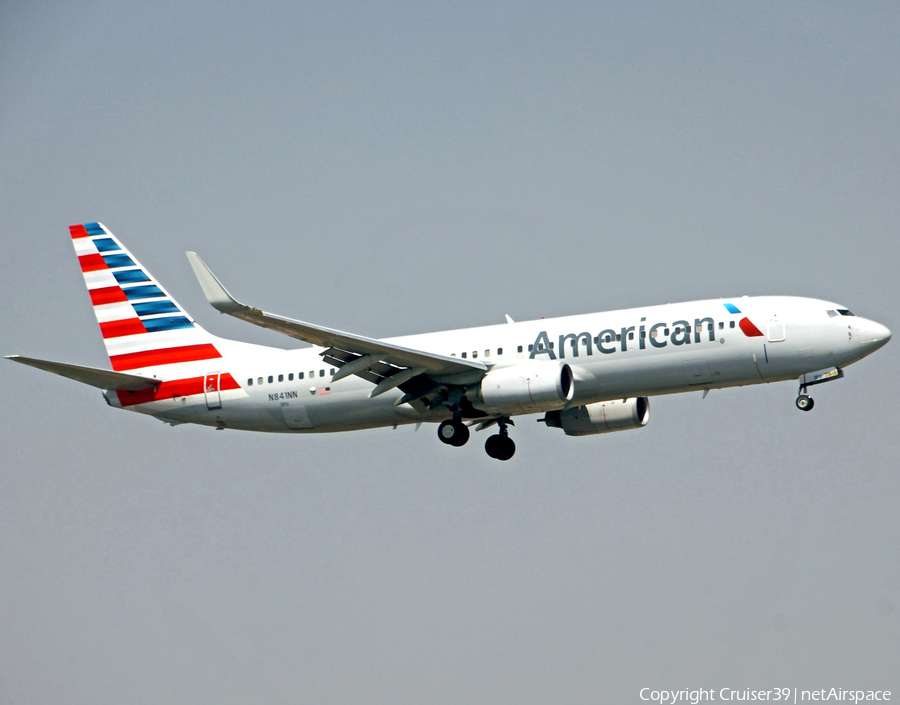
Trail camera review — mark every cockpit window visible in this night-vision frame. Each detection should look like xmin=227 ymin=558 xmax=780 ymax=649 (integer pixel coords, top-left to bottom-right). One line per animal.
xmin=837 ymin=309 xmax=855 ymax=316
xmin=827 ymin=310 xmax=838 ymax=318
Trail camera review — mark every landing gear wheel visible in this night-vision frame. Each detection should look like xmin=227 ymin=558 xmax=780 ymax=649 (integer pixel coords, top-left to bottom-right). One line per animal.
xmin=438 ymin=419 xmax=470 ymax=446
xmin=485 ymin=434 xmax=516 ymax=461
xmin=795 ymin=394 xmax=814 ymax=412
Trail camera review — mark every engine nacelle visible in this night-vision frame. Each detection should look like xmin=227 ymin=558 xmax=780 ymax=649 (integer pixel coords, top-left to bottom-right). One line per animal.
xmin=474 ymin=360 xmax=575 ymax=413
xmin=542 ymin=397 xmax=649 ymax=436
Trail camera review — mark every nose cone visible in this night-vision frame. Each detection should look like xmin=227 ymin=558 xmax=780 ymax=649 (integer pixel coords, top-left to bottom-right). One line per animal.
xmin=858 ymin=319 xmax=892 ymax=353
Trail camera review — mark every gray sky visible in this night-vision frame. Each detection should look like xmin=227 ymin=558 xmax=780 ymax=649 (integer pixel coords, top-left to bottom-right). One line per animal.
xmin=2 ymin=2 xmax=898 ymax=703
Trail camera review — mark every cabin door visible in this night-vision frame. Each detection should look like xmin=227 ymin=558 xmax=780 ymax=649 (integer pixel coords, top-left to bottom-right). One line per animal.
xmin=204 ymin=372 xmax=222 ymax=410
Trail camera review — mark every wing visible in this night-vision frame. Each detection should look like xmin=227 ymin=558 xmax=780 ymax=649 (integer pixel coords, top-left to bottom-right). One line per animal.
xmin=186 ymin=252 xmax=487 ymax=401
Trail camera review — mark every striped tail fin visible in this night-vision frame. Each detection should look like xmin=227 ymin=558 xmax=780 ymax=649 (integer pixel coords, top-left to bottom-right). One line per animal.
xmin=69 ymin=222 xmax=226 ymax=375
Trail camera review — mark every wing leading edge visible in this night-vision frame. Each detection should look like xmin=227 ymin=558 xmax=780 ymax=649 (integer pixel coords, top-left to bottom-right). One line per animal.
xmin=185 ymin=252 xmax=487 ymax=397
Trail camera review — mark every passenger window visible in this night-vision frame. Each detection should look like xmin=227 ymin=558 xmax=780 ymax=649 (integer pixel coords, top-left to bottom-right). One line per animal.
xmin=628 ymin=332 xmax=634 ymax=340
xmin=278 ymin=374 xmax=284 ymax=382
xmin=517 ymin=345 xmax=523 ymax=353
xmin=451 ymin=353 xmax=456 ymax=357
xmin=472 ymin=351 xmax=478 ymax=359
xmin=258 ymin=377 xmax=263 ymax=385
xmin=288 ymin=373 xmax=294 ymax=381
xmin=729 ymin=321 xmax=736 ymax=328
xmin=497 ymin=348 xmax=503 ymax=355
xmin=664 ymin=328 xmax=670 ymax=335
xmin=718 ymin=321 xmax=724 ymax=329
xmin=247 ymin=378 xmax=253 ymax=386
xmin=309 ymin=371 xmax=314 ymax=378
xmin=650 ymin=329 xmax=658 ymax=339
xmin=299 ymin=372 xmax=304 ymax=379
xmin=267 ymin=376 xmax=273 ymax=383
xmin=330 ymin=368 xmax=335 ymax=375
xmin=319 ymin=369 xmax=325 ymax=377
xmin=461 ymin=352 xmax=467 ymax=358
xmin=484 ymin=349 xmax=490 ymax=358
xmin=528 ymin=344 xmax=533 ymax=352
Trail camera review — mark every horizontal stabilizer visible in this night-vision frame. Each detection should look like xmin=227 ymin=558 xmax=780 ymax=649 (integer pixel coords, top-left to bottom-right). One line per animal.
xmin=6 ymin=355 xmax=160 ymax=391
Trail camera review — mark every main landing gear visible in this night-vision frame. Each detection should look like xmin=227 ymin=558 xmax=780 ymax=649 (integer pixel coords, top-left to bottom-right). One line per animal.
xmin=484 ymin=419 xmax=516 ymax=461
xmin=437 ymin=414 xmax=516 ymax=461
xmin=437 ymin=417 xmax=470 ymax=447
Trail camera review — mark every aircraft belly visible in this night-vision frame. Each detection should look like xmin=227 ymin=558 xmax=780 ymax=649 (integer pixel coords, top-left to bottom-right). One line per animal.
xmin=140 ymin=392 xmax=265 ymax=429
xmin=286 ymin=391 xmax=422 ymax=432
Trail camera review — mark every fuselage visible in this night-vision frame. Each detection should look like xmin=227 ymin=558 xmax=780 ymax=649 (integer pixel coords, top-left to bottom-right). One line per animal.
xmin=107 ymin=295 xmax=890 ymax=433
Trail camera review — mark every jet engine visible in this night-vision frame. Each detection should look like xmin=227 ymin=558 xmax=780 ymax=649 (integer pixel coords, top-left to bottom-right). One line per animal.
xmin=541 ymin=397 xmax=649 ymax=436
xmin=473 ymin=360 xmax=575 ymax=413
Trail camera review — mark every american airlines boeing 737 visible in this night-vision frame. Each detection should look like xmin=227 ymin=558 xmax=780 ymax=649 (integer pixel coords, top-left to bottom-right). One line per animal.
xmin=7 ymin=223 xmax=892 ymax=460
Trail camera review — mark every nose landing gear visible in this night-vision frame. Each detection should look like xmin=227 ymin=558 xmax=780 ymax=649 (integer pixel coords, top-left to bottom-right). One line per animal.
xmin=794 ymin=366 xmax=843 ymax=412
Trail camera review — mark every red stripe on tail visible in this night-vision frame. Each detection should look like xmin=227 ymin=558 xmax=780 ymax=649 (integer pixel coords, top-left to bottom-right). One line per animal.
xmin=110 ymin=343 xmax=222 ymax=371
xmin=100 ymin=318 xmax=147 ymax=339
xmin=89 ymin=286 xmax=129 ymax=306
xmin=79 ymin=253 xmax=107 ymax=272
xmin=70 ymin=224 xmax=89 ymax=239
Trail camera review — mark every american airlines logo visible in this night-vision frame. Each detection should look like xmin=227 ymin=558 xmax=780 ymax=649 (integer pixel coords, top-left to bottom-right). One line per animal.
xmin=529 ymin=313 xmax=763 ymax=360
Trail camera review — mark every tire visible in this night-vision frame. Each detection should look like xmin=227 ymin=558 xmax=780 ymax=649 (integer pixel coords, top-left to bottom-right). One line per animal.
xmin=795 ymin=394 xmax=814 ymax=411
xmin=438 ymin=419 xmax=469 ymax=446
xmin=484 ymin=434 xmax=501 ymax=458
xmin=485 ymin=434 xmax=515 ymax=461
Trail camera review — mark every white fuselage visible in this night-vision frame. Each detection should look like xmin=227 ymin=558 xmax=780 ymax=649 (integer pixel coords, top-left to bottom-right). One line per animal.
xmin=107 ymin=295 xmax=888 ymax=433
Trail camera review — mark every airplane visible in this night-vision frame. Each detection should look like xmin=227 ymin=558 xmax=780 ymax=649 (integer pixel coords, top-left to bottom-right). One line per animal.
xmin=7 ymin=222 xmax=892 ymax=461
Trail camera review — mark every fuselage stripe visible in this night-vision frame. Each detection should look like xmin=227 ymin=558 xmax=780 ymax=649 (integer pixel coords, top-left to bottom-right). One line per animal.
xmin=739 ymin=317 xmax=764 ymax=337
xmin=116 ymin=373 xmax=240 ymax=407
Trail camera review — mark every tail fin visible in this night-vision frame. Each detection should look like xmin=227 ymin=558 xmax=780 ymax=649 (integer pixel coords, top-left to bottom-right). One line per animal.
xmin=69 ymin=222 xmax=225 ymax=374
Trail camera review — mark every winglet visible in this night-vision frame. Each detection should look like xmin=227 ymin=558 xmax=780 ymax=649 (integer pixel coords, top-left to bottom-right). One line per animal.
xmin=186 ymin=251 xmax=246 ymax=314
